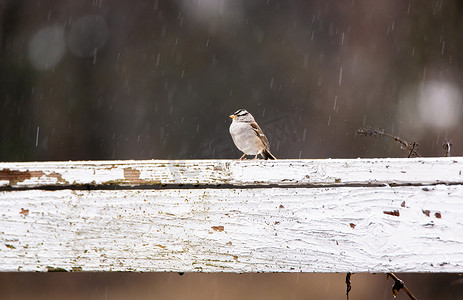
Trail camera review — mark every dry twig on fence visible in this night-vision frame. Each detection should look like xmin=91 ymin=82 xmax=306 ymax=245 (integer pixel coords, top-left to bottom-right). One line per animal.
xmin=443 ymin=140 xmax=452 ymax=157
xmin=345 ymin=272 xmax=417 ymax=299
xmin=356 ymin=127 xmax=421 ymax=157
xmin=387 ymin=273 xmax=417 ymax=300
xmin=345 ymin=272 xmax=352 ymax=300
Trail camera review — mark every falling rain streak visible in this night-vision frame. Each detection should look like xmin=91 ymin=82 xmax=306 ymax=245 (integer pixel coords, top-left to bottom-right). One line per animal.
xmin=1 ymin=1 xmax=461 ymax=167
xmin=338 ymin=67 xmax=343 ymax=86
xmin=35 ymin=126 xmax=40 ymax=147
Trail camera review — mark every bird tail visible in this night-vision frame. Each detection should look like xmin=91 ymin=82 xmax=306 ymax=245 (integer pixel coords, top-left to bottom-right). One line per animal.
xmin=262 ymin=149 xmax=276 ymax=160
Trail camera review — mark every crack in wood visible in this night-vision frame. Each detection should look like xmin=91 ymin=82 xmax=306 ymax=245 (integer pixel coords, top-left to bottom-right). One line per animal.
xmin=0 ymin=181 xmax=462 ymax=192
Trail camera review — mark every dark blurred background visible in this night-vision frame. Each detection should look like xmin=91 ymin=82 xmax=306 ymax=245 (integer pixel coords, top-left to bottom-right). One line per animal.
xmin=1 ymin=0 xmax=462 ymax=161
xmin=1 ymin=0 xmax=463 ymax=299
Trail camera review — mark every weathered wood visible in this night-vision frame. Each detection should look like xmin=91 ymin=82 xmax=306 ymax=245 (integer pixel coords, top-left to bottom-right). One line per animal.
xmin=0 ymin=158 xmax=462 ymax=272
xmin=0 ymin=157 xmax=462 ymax=188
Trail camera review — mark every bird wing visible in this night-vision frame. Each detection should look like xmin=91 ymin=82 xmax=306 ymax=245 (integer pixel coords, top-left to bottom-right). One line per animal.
xmin=250 ymin=122 xmax=270 ymax=149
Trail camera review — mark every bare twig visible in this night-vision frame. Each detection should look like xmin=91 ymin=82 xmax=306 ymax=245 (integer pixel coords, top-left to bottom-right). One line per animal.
xmin=407 ymin=142 xmax=418 ymax=158
xmin=443 ymin=140 xmax=452 ymax=157
xmin=345 ymin=272 xmax=352 ymax=300
xmin=387 ymin=273 xmax=417 ymax=300
xmin=356 ymin=127 xmax=421 ymax=157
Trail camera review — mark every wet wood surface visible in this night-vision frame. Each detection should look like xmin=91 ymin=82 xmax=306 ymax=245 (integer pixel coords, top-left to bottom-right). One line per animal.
xmin=1 ymin=158 xmax=462 ymax=272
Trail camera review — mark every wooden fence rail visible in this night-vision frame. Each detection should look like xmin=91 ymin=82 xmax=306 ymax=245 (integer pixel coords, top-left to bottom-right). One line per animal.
xmin=1 ymin=157 xmax=462 ymax=272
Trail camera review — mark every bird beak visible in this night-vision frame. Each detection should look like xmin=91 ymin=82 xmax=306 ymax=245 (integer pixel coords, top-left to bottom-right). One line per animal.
xmin=229 ymin=115 xmax=235 ymax=119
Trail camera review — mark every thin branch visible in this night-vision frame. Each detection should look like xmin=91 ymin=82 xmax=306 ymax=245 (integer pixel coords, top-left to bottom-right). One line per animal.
xmin=407 ymin=142 xmax=418 ymax=158
xmin=345 ymin=272 xmax=352 ymax=300
xmin=443 ymin=140 xmax=452 ymax=157
xmin=356 ymin=127 xmax=421 ymax=157
xmin=387 ymin=273 xmax=417 ymax=300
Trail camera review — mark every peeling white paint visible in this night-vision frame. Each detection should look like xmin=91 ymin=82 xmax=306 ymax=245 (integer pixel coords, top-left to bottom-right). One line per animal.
xmin=1 ymin=185 xmax=462 ymax=272
xmin=1 ymin=158 xmax=462 ymax=272
xmin=0 ymin=157 xmax=462 ymax=187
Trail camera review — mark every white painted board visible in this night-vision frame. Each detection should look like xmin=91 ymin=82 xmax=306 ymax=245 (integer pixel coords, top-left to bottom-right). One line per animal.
xmin=1 ymin=184 xmax=462 ymax=272
xmin=0 ymin=157 xmax=462 ymax=188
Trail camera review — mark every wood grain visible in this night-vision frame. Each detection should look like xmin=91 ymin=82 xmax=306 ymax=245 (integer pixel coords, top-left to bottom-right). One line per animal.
xmin=1 ymin=184 xmax=462 ymax=272
xmin=0 ymin=157 xmax=462 ymax=188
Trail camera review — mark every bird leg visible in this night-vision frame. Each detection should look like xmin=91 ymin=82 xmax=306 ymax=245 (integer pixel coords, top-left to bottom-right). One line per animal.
xmin=239 ymin=153 xmax=247 ymax=160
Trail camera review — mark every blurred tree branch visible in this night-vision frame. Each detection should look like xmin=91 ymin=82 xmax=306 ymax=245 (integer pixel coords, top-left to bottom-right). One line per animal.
xmin=356 ymin=127 xmax=421 ymax=158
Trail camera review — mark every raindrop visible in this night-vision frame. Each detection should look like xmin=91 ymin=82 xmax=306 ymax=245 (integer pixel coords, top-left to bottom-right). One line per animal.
xmin=327 ymin=115 xmax=331 ymax=126
xmin=92 ymin=48 xmax=97 ymax=64
xmin=421 ymin=67 xmax=427 ymax=87
xmin=270 ymin=77 xmax=274 ymax=88
xmin=338 ymin=67 xmax=343 ymax=86
xmin=333 ymin=96 xmax=338 ymax=111
xmin=302 ymin=128 xmax=307 ymax=142
xmin=35 ymin=126 xmax=40 ymax=147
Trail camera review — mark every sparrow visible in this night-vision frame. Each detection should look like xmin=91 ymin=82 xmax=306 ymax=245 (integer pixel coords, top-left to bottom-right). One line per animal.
xmin=229 ymin=109 xmax=276 ymax=160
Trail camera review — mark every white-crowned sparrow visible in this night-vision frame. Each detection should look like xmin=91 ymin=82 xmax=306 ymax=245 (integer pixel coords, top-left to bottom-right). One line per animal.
xmin=229 ymin=109 xmax=276 ymax=160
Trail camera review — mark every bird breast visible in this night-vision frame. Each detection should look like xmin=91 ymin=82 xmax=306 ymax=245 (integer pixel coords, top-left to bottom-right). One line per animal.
xmin=229 ymin=122 xmax=263 ymax=155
